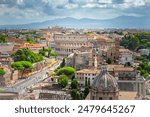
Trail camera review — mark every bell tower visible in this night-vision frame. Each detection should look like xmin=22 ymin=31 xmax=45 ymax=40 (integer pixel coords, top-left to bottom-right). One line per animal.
xmin=115 ymin=37 xmax=120 ymax=63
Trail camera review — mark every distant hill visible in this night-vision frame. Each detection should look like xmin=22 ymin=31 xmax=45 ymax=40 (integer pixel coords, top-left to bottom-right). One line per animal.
xmin=0 ymin=16 xmax=149 ymax=29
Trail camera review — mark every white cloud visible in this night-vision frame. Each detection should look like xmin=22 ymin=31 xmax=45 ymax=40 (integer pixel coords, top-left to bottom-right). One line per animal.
xmin=98 ymin=0 xmax=112 ymax=4
xmin=124 ymin=0 xmax=146 ymax=7
xmin=47 ymin=0 xmax=69 ymax=8
xmin=16 ymin=0 xmax=24 ymax=5
xmin=65 ymin=3 xmax=78 ymax=9
xmin=0 ymin=0 xmax=150 ymax=25
xmin=82 ymin=3 xmax=107 ymax=8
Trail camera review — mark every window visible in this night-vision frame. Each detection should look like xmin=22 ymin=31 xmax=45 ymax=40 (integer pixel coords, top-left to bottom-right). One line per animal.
xmin=51 ymin=78 xmax=54 ymax=82
xmin=109 ymin=97 xmax=112 ymax=100
xmin=99 ymin=97 xmax=102 ymax=100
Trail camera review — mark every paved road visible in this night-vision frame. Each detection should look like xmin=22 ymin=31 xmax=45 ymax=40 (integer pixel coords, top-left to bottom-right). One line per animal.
xmin=35 ymin=90 xmax=66 ymax=95
xmin=4 ymin=59 xmax=62 ymax=94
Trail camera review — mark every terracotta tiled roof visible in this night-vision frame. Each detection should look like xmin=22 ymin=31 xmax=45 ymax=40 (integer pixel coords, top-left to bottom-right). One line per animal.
xmin=16 ymin=43 xmax=44 ymax=48
xmin=108 ymin=65 xmax=135 ymax=72
xmin=76 ymin=69 xmax=100 ymax=74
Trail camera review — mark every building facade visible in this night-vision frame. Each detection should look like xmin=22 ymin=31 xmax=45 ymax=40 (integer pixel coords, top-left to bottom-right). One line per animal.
xmin=76 ymin=69 xmax=100 ymax=86
xmin=54 ymin=34 xmax=92 ymax=56
xmin=0 ymin=52 xmax=13 ymax=65
xmin=119 ymin=49 xmax=134 ymax=65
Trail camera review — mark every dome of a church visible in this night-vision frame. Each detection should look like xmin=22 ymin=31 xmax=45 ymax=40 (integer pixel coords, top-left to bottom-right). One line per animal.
xmin=92 ymin=62 xmax=118 ymax=92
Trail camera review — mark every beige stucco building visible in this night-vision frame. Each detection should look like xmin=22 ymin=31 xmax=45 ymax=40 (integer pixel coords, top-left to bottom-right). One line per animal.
xmin=76 ymin=69 xmax=100 ymax=86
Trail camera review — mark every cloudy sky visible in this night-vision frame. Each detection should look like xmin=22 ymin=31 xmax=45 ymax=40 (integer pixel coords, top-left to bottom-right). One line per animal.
xmin=0 ymin=0 xmax=150 ymax=25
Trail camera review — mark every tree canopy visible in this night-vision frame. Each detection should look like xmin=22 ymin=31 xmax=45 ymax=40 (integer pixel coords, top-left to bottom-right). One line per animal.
xmin=120 ymin=32 xmax=150 ymax=51
xmin=71 ymin=79 xmax=78 ymax=89
xmin=12 ymin=48 xmax=43 ymax=63
xmin=0 ymin=68 xmax=5 ymax=75
xmin=50 ymin=51 xmax=57 ymax=56
xmin=57 ymin=66 xmax=76 ymax=76
xmin=11 ymin=61 xmax=33 ymax=78
xmin=0 ymin=35 xmax=6 ymax=43
xmin=84 ymin=86 xmax=89 ymax=99
xmin=60 ymin=58 xmax=65 ymax=68
xmin=137 ymin=62 xmax=150 ymax=79
xmin=11 ymin=61 xmax=33 ymax=71
xmin=58 ymin=75 xmax=68 ymax=88
xmin=83 ymin=79 xmax=90 ymax=99
xmin=106 ymin=58 xmax=112 ymax=64
xmin=71 ymin=89 xmax=80 ymax=100
xmin=26 ymin=38 xmax=36 ymax=44
xmin=39 ymin=47 xmax=57 ymax=57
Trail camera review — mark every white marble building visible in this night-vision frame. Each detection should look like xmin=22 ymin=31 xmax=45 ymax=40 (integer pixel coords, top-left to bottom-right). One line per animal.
xmin=119 ymin=49 xmax=134 ymax=65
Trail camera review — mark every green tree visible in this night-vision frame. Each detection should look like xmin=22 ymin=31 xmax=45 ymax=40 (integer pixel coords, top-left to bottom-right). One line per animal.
xmin=83 ymin=78 xmax=90 ymax=98
xmin=120 ymin=32 xmax=150 ymax=51
xmin=11 ymin=62 xmax=24 ymax=70
xmin=84 ymin=86 xmax=89 ymax=99
xmin=39 ymin=47 xmax=53 ymax=57
xmin=12 ymin=48 xmax=43 ymax=63
xmin=138 ymin=62 xmax=150 ymax=79
xmin=130 ymin=36 xmax=139 ymax=50
xmin=58 ymin=75 xmax=68 ymax=88
xmin=80 ymin=92 xmax=83 ymax=100
xmin=88 ymin=79 xmax=90 ymax=87
xmin=71 ymin=79 xmax=78 ymax=89
xmin=26 ymin=38 xmax=36 ymax=44
xmin=21 ymin=61 xmax=33 ymax=70
xmin=60 ymin=58 xmax=65 ymax=68
xmin=106 ymin=58 xmax=112 ymax=64
xmin=50 ymin=51 xmax=57 ymax=56
xmin=71 ymin=89 xmax=80 ymax=100
xmin=42 ymin=47 xmax=45 ymax=51
xmin=76 ymin=92 xmax=80 ymax=100
xmin=48 ymin=50 xmax=51 ymax=57
xmin=85 ymin=78 xmax=88 ymax=87
xmin=39 ymin=49 xmax=45 ymax=56
xmin=11 ymin=61 xmax=32 ymax=78
xmin=57 ymin=66 xmax=75 ymax=76
xmin=0 ymin=69 xmax=5 ymax=75
xmin=140 ymin=70 xmax=149 ymax=78
xmin=71 ymin=74 xmax=75 ymax=80
xmin=0 ymin=35 xmax=6 ymax=43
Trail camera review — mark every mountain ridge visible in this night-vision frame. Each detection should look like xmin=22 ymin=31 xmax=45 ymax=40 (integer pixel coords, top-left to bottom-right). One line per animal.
xmin=0 ymin=16 xmax=149 ymax=29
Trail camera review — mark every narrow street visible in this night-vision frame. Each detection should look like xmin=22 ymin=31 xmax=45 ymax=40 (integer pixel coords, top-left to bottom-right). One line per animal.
xmin=3 ymin=59 xmax=62 ymax=95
